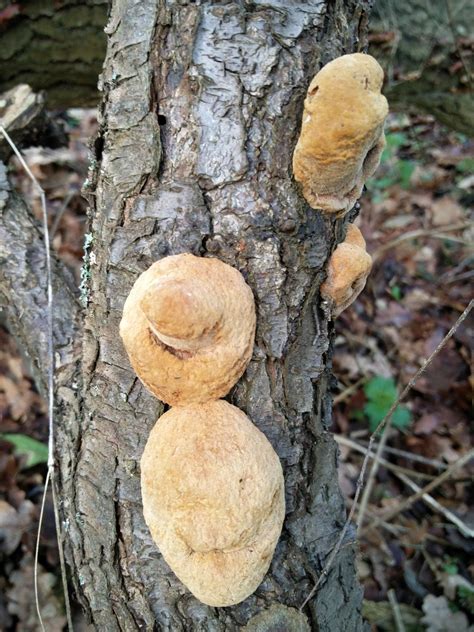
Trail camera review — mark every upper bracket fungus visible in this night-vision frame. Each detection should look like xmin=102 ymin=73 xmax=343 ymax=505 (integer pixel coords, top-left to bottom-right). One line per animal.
xmin=320 ymin=224 xmax=372 ymax=317
xmin=293 ymin=53 xmax=388 ymax=215
xmin=141 ymin=400 xmax=285 ymax=607
xmin=120 ymin=253 xmax=256 ymax=406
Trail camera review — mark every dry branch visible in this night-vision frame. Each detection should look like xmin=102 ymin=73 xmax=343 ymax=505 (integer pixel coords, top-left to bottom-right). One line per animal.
xmin=357 ymin=299 xmax=474 ymax=532
xmin=363 ymin=450 xmax=474 ymax=537
xmin=300 ymin=299 xmax=474 ymax=610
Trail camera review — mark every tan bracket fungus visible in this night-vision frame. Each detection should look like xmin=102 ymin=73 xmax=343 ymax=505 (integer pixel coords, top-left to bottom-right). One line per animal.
xmin=320 ymin=224 xmax=372 ymax=317
xmin=120 ymin=253 xmax=256 ymax=406
xmin=141 ymin=400 xmax=285 ymax=607
xmin=121 ymin=254 xmax=285 ymax=607
xmin=244 ymin=604 xmax=311 ymax=631
xmin=293 ymin=53 xmax=388 ymax=215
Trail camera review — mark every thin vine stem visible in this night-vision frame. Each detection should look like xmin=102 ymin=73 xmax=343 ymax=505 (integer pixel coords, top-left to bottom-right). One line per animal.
xmin=0 ymin=126 xmax=74 ymax=631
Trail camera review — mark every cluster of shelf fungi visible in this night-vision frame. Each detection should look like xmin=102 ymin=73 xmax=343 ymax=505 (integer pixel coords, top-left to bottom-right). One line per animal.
xmin=119 ymin=53 xmax=388 ymax=607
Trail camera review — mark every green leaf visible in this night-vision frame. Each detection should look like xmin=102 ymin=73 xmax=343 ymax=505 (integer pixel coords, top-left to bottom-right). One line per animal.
xmin=368 ymin=175 xmax=398 ymax=190
xmin=443 ymin=561 xmax=459 ymax=575
xmin=458 ymin=585 xmax=474 ymax=615
xmin=364 ymin=376 xmax=398 ymax=403
xmin=456 ymin=158 xmax=474 ymax=174
xmin=398 ymin=160 xmax=416 ymax=189
xmin=386 ymin=132 xmax=408 ymax=149
xmin=365 ymin=402 xmax=400 ymax=431
xmin=364 ymin=401 xmax=386 ymax=429
xmin=363 ymin=377 xmax=411 ymax=432
xmin=391 ymin=406 xmax=412 ymax=429
xmin=390 ymin=285 xmax=402 ymax=301
xmin=65 ymin=114 xmax=80 ymax=128
xmin=2 ymin=434 xmax=48 ymax=468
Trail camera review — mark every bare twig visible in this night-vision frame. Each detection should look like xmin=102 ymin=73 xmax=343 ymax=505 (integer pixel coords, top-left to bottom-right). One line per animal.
xmin=362 ymin=508 xmax=407 ymax=536
xmin=52 ymin=471 xmax=74 ymax=628
xmin=443 ymin=270 xmax=474 ymax=285
xmin=300 ymin=299 xmax=473 ymax=611
xmin=396 ymin=470 xmax=473 ymax=537
xmin=357 ymin=299 xmax=473 ymax=534
xmin=0 ymin=126 xmax=74 ymax=631
xmin=388 ymin=589 xmax=406 ymax=632
xmin=430 ymin=234 xmax=472 ymax=246
xmin=34 ymin=467 xmax=51 ymax=632
xmin=356 ymin=440 xmax=447 ymax=470
xmin=333 ymin=377 xmax=365 ymax=405
xmin=439 ymin=256 xmax=473 ymax=283
xmin=337 ymin=435 xmax=472 ymax=534
xmin=363 ymin=449 xmax=474 ymax=537
xmin=50 ymin=190 xmax=76 ymax=238
xmin=335 ymin=434 xmax=436 ymax=480
xmin=372 ymin=223 xmax=471 ymax=261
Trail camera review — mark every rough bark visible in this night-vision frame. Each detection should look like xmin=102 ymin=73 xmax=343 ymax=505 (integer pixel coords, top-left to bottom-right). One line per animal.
xmin=0 ymin=166 xmax=80 ymax=392
xmin=0 ymin=0 xmax=107 ymax=107
xmin=1 ymin=1 xmax=374 ymax=630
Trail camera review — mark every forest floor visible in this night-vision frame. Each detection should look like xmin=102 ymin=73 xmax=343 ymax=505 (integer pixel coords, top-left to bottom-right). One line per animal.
xmin=0 ymin=110 xmax=472 ymax=631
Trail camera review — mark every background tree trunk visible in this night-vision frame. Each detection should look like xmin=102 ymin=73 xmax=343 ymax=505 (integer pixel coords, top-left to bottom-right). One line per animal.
xmin=370 ymin=0 xmax=474 ymax=136
xmin=0 ymin=0 xmax=107 ymax=107
xmin=1 ymin=1 xmax=374 ymax=630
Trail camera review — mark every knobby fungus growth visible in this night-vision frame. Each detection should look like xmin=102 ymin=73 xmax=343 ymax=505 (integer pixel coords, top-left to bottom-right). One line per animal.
xmin=120 ymin=253 xmax=256 ymax=406
xmin=121 ymin=254 xmax=285 ymax=607
xmin=320 ymin=223 xmax=373 ymax=317
xmin=141 ymin=400 xmax=285 ymax=607
xmin=293 ymin=53 xmax=388 ymax=215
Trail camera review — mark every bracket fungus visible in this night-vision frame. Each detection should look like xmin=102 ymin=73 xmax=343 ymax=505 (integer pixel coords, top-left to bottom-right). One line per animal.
xmin=120 ymin=253 xmax=256 ymax=406
xmin=320 ymin=224 xmax=372 ymax=317
xmin=293 ymin=53 xmax=388 ymax=215
xmin=141 ymin=400 xmax=285 ymax=607
xmin=244 ymin=605 xmax=311 ymax=631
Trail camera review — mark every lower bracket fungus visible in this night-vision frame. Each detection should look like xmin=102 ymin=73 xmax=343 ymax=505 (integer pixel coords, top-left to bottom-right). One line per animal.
xmin=140 ymin=400 xmax=285 ymax=607
xmin=244 ymin=604 xmax=311 ymax=631
xmin=120 ymin=253 xmax=256 ymax=406
xmin=320 ymin=224 xmax=372 ymax=317
xmin=293 ymin=53 xmax=388 ymax=215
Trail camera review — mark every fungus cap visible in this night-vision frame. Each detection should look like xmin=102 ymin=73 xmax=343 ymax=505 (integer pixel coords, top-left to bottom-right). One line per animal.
xmin=120 ymin=254 xmax=256 ymax=406
xmin=141 ymin=400 xmax=285 ymax=607
xmin=320 ymin=224 xmax=372 ymax=316
xmin=293 ymin=53 xmax=388 ymax=215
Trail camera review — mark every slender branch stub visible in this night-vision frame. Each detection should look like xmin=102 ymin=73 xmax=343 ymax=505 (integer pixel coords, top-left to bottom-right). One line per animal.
xmin=293 ymin=53 xmax=388 ymax=215
xmin=141 ymin=401 xmax=285 ymax=607
xmin=320 ymin=224 xmax=372 ymax=316
xmin=120 ymin=253 xmax=256 ymax=406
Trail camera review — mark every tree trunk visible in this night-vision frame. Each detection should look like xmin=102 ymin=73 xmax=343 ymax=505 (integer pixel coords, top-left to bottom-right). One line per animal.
xmin=0 ymin=0 xmax=107 ymax=107
xmin=370 ymin=0 xmax=474 ymax=136
xmin=1 ymin=1 xmax=373 ymax=630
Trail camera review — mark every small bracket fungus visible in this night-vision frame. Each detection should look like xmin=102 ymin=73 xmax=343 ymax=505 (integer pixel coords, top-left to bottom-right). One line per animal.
xmin=141 ymin=400 xmax=285 ymax=607
xmin=244 ymin=604 xmax=311 ymax=631
xmin=293 ymin=53 xmax=388 ymax=215
xmin=120 ymin=254 xmax=256 ymax=406
xmin=320 ymin=224 xmax=372 ymax=317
